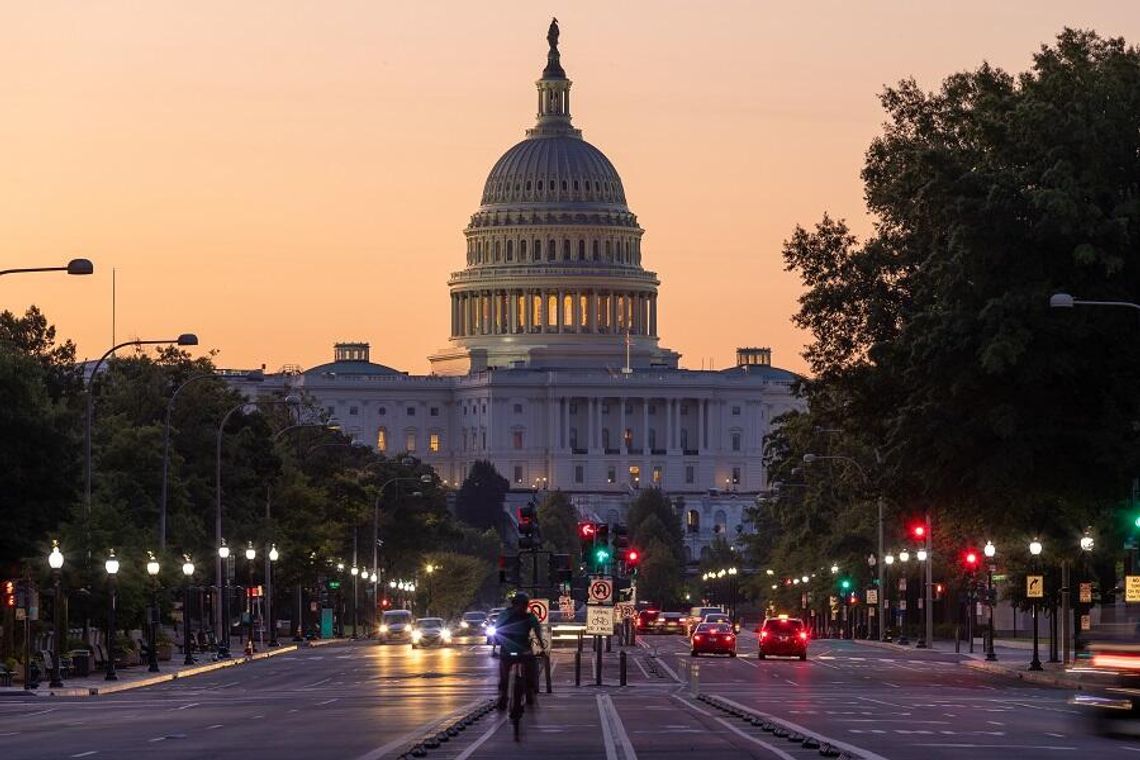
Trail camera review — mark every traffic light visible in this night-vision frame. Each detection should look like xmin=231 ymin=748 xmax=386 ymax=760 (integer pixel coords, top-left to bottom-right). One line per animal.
xmin=578 ymin=521 xmax=598 ymax=564
xmin=934 ymin=583 xmax=945 ymax=600
xmin=381 ymin=597 xmax=391 ymax=608
xmin=3 ymin=580 xmax=14 ymax=609
xmin=327 ymin=579 xmax=341 ymax=590
xmin=627 ymin=549 xmax=640 ymax=567
xmin=613 ymin=524 xmax=631 ymax=562
xmin=911 ymin=523 xmax=927 ymax=541
xmin=517 ymin=500 xmax=538 ymax=550
xmin=838 ymin=578 xmax=852 ymax=592
xmin=963 ymin=550 xmax=980 ymax=570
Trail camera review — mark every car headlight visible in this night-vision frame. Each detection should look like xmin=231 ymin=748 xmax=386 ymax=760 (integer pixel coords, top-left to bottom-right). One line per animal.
xmin=411 ymin=630 xmax=423 ymax=642
xmin=460 ymin=621 xmax=469 ymax=629
xmin=379 ymin=624 xmax=389 ymax=634
xmin=441 ymin=628 xmax=452 ymax=641
xmin=486 ymin=625 xmax=496 ymax=637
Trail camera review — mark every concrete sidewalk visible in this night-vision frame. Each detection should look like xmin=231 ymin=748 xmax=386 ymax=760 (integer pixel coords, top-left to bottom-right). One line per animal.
xmin=851 ymin=636 xmax=1116 ymax=691
xmin=0 ymin=636 xmax=346 ymax=698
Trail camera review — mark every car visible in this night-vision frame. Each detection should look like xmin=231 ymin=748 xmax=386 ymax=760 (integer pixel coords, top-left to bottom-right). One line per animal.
xmin=457 ymin=611 xmax=487 ymax=637
xmin=690 ymin=622 xmax=737 ymax=657
xmin=378 ymin=609 xmax=415 ymax=644
xmin=758 ymin=615 xmax=809 ymax=660
xmin=636 ymin=609 xmax=661 ymax=634
xmin=685 ymin=606 xmax=724 ymax=636
xmin=701 ymin=612 xmax=733 ymax=627
xmin=656 ymin=612 xmax=686 ymax=634
xmin=411 ymin=617 xmax=452 ymax=648
xmin=486 ymin=607 xmax=506 ymax=643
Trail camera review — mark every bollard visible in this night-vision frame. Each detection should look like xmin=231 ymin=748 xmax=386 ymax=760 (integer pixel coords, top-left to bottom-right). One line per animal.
xmin=575 ymin=650 xmax=582 ymax=686
xmin=619 ymin=650 xmax=627 ymax=686
xmin=544 ymin=652 xmax=553 ymax=694
xmin=606 ymin=635 xmax=612 ymax=653
xmin=955 ymin=624 xmax=961 ymax=654
xmin=578 ymin=633 xmax=584 ymax=653
xmin=689 ymin=659 xmax=700 ymax=697
xmin=595 ymin=636 xmax=603 ymax=685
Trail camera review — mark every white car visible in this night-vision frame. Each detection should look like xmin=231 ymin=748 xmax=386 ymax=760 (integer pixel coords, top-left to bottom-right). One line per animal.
xmin=378 ymin=609 xmax=415 ymax=644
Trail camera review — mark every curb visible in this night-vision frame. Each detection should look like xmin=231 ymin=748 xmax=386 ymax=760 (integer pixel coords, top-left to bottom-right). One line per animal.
xmin=8 ymin=641 xmax=334 ymax=698
xmin=961 ymin=658 xmax=1100 ymax=691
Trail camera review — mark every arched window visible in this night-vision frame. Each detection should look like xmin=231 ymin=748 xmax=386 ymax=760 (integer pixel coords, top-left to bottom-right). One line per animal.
xmin=548 ymin=240 xmax=556 ymax=261
xmin=714 ymin=510 xmax=727 ymax=534
xmin=494 ymin=241 xmax=501 ymax=262
xmin=563 ymin=294 xmax=573 ymax=326
xmin=519 ymin=239 xmax=527 ymax=261
xmin=578 ymin=240 xmax=585 ymax=260
xmin=562 ymin=239 xmax=571 ymax=260
xmin=405 ymin=429 xmax=417 ymax=452
xmin=687 ymin=510 xmax=700 ymax=533
xmin=506 ymin=240 xmax=513 ymax=261
xmin=593 ymin=240 xmax=599 ymax=260
xmin=699 ymin=546 xmax=711 ymax=561
xmin=376 ymin=427 xmax=388 ymax=453
xmin=546 ymin=294 xmax=558 ymax=327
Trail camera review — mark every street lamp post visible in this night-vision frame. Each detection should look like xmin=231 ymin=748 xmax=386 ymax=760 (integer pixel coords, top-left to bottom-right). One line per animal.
xmin=146 ymin=552 xmax=160 ymax=673
xmin=984 ymin=541 xmax=998 ymax=661
xmin=182 ymin=557 xmax=196 ymax=666
xmin=48 ymin=541 xmax=65 ymax=688
xmin=350 ymin=565 xmax=359 ymax=639
xmin=884 ymin=553 xmax=895 ymax=640
xmin=0 ymin=258 xmax=94 ymax=277
xmin=1075 ymin=533 xmax=1094 ymax=659
xmin=215 ymin=396 xmax=295 ymax=652
xmin=104 ymin=551 xmax=120 ymax=681
xmin=1029 ymin=538 xmax=1044 ymax=671
xmin=268 ymin=544 xmax=279 ymax=647
xmin=898 ymin=550 xmax=911 ymax=646
xmin=802 ymin=454 xmax=887 ymax=641
xmin=425 ymin=564 xmax=437 ymax=617
xmin=217 ymin=540 xmax=231 ymax=658
xmin=244 ymin=543 xmax=256 ymax=656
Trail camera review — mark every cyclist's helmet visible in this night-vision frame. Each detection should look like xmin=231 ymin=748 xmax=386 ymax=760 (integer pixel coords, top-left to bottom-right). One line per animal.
xmin=512 ymin=592 xmax=530 ymax=607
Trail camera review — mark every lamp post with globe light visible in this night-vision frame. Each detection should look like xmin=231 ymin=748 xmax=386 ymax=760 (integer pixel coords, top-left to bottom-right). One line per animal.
xmin=104 ymin=551 xmax=120 ymax=681
xmin=350 ymin=565 xmax=359 ymax=638
xmin=48 ymin=541 xmax=65 ymax=688
xmin=244 ymin=543 xmax=256 ymax=655
xmin=884 ymin=553 xmax=895 ymax=639
xmin=984 ymin=541 xmax=998 ymax=661
xmin=267 ymin=544 xmax=280 ymax=647
xmin=897 ymin=550 xmax=911 ymax=645
xmin=146 ymin=552 xmax=160 ymax=673
xmin=182 ymin=557 xmax=196 ymax=666
xmin=1029 ymin=538 xmax=1044 ymax=671
xmin=1074 ymin=532 xmax=1094 ymax=658
xmin=217 ymin=540 xmax=231 ymax=658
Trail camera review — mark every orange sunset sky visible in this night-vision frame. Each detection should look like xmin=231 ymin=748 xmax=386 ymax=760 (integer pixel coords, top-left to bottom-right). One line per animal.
xmin=4 ymin=2 xmax=1140 ymax=375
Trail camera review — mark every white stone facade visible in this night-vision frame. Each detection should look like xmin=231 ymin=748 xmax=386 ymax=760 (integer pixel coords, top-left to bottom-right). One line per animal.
xmin=234 ymin=23 xmax=804 ymax=562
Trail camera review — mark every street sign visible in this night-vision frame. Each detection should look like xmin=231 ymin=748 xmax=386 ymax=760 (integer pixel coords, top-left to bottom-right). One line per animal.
xmin=586 ymin=605 xmax=614 ymax=635
xmin=1127 ymin=575 xmax=1140 ymax=602
xmin=1027 ymin=575 xmax=1044 ymax=599
xmin=588 ymin=577 xmax=613 ymax=605
xmin=528 ymin=598 xmax=550 ymax=624
xmin=1081 ymin=614 xmax=1091 ymax=631
xmin=614 ymin=602 xmax=635 ymax=619
xmin=559 ymin=594 xmax=574 ymax=618
xmin=865 ymin=589 xmax=879 ymax=605
xmin=1079 ymin=582 xmax=1092 ymax=604
xmin=898 ymin=578 xmax=907 ymax=592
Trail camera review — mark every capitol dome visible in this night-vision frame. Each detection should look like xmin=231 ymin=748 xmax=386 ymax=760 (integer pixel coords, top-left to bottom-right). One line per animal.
xmin=430 ymin=20 xmax=679 ymax=375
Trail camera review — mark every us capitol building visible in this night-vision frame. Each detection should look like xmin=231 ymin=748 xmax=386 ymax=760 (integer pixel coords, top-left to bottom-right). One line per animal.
xmin=242 ymin=21 xmax=802 ymax=562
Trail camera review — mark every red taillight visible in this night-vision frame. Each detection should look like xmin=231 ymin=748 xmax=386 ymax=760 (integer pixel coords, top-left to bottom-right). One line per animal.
xmin=760 ymin=630 xmax=768 ymax=639
xmin=798 ymin=631 xmax=808 ymax=641
xmin=726 ymin=634 xmax=735 ymax=641
xmin=693 ymin=635 xmax=703 ymax=642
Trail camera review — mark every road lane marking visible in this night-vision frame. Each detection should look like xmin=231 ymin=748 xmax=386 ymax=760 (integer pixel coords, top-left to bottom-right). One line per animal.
xmin=882 ymin=681 xmax=900 ymax=688
xmin=454 ymin=715 xmax=508 ymax=760
xmin=633 ymin=657 xmax=652 ymax=680
xmin=175 ymin=702 xmax=199 ymax=710
xmin=597 ymin=694 xmax=619 ymax=760
xmin=70 ymin=752 xmax=97 ymax=758
xmin=713 ymin=718 xmax=798 ymax=760
xmin=25 ymin=708 xmax=56 ymax=717
xmin=712 ymin=694 xmax=890 ymax=760
xmin=858 ymin=696 xmax=903 ymax=708
xmin=911 ymin=744 xmax=1076 ymax=750
xmin=207 ymin=724 xmax=224 ymax=730
xmin=671 ymin=693 xmax=712 ymax=716
xmin=317 ymin=698 xmax=338 ymax=705
xmin=597 ymin=693 xmax=637 ymax=760
xmin=304 ymin=677 xmax=332 ymax=688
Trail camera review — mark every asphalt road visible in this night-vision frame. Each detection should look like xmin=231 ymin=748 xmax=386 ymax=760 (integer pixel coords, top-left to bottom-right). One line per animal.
xmin=2 ymin=635 xmax=1140 ymax=759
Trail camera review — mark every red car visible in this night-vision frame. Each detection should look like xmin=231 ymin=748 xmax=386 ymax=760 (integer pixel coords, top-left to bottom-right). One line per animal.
xmin=690 ymin=623 xmax=737 ymax=657
xmin=758 ymin=616 xmax=809 ymax=660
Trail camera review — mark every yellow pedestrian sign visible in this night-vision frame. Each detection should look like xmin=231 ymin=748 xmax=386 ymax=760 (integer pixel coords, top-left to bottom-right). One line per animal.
xmin=1026 ymin=575 xmax=1044 ymax=599
xmin=1126 ymin=575 xmax=1140 ymax=602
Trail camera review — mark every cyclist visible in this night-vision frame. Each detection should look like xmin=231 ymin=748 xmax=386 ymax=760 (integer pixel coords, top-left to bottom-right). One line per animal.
xmin=494 ymin=592 xmax=545 ymax=710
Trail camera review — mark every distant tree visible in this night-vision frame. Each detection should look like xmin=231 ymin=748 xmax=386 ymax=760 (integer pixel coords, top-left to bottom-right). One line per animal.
xmin=454 ymin=460 xmax=510 ymax=532
xmin=537 ymin=491 xmax=579 ymax=556
xmin=636 ymin=537 xmax=683 ymax=608
xmin=421 ymin=551 xmax=492 ymax=619
xmin=627 ymin=489 xmax=684 ymax=565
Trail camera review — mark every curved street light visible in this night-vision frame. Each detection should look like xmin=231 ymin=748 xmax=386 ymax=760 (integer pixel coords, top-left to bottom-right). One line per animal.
xmin=104 ymin=550 xmax=120 ymax=682
xmin=0 ymin=257 xmax=94 ymax=277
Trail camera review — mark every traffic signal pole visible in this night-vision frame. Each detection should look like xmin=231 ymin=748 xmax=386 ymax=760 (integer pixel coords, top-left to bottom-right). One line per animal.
xmin=923 ymin=513 xmax=933 ymax=649
xmin=878 ymin=497 xmax=885 ymax=641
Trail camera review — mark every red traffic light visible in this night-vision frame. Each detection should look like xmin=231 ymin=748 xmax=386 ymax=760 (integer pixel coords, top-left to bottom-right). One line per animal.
xmin=964 ymin=550 xmax=979 ymax=566
xmin=578 ymin=521 xmax=598 ymax=540
xmin=911 ymin=524 xmax=927 ymax=539
xmin=627 ymin=549 xmax=640 ymax=565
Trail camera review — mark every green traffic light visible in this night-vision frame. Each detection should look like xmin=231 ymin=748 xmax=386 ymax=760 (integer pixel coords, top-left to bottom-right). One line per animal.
xmin=1134 ymin=515 xmax=1140 ymax=528
xmin=839 ymin=579 xmax=851 ymax=591
xmin=594 ymin=548 xmax=610 ymax=564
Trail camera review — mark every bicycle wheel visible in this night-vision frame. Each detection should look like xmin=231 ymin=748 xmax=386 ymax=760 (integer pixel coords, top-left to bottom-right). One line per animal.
xmin=508 ymin=664 xmax=525 ymax=740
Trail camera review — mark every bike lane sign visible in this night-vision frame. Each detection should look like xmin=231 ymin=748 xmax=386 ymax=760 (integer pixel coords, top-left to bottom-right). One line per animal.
xmin=586 ymin=606 xmax=614 ymax=635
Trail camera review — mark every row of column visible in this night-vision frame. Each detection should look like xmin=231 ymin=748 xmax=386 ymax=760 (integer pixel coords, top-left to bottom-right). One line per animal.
xmin=451 ymin=289 xmax=658 ymax=338
xmin=550 ymin=397 xmax=709 ymax=454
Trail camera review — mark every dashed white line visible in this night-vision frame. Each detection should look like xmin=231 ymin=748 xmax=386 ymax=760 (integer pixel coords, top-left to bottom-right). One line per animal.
xmin=70 ymin=752 xmax=97 ymax=758
xmin=317 ymin=698 xmax=338 ymax=705
xmin=207 ymin=724 xmax=224 ymax=730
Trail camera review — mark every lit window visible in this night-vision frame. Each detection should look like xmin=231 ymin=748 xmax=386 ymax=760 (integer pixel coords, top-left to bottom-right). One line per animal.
xmin=628 ymin=465 xmax=640 ymax=487
xmin=687 ymin=510 xmax=700 ymax=533
xmin=652 ymin=466 xmax=662 ymax=484
xmin=377 ymin=428 xmax=388 ymax=453
xmin=429 ymin=433 xmax=440 ymax=452
xmin=405 ymin=431 xmax=417 ymax=452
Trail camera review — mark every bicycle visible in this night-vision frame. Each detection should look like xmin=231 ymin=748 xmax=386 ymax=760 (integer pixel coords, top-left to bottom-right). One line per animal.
xmin=504 ymin=649 xmax=547 ymax=741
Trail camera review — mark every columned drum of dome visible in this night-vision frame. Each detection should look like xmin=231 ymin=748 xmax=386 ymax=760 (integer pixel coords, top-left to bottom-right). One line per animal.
xmin=429 ymin=20 xmax=680 ymax=375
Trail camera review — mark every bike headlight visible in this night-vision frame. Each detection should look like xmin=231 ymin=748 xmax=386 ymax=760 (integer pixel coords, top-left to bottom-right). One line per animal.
xmin=486 ymin=625 xmax=496 ymax=637
xmin=411 ymin=629 xmax=423 ymax=642
xmin=378 ymin=624 xmax=389 ymax=634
